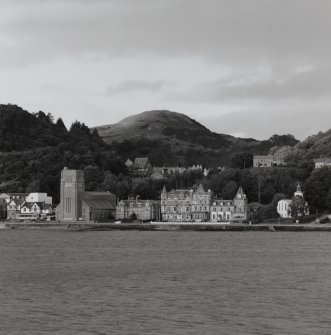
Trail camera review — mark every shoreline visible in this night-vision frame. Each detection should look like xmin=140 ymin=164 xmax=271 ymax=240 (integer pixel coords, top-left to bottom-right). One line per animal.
xmin=2 ymin=221 xmax=331 ymax=232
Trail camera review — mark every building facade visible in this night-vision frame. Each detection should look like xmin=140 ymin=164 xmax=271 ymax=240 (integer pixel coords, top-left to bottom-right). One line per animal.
xmin=210 ymin=187 xmax=248 ymax=222
xmin=253 ymin=155 xmax=285 ymax=167
xmin=253 ymin=155 xmax=274 ymax=167
xmin=191 ymin=184 xmax=212 ymax=221
xmin=210 ymin=200 xmax=235 ymax=221
xmin=116 ymin=197 xmax=160 ymax=221
xmin=0 ymin=192 xmax=53 ymax=220
xmin=56 ymin=168 xmax=85 ymax=221
xmin=161 ymin=187 xmax=193 ymax=221
xmin=161 ymin=185 xmax=248 ymax=222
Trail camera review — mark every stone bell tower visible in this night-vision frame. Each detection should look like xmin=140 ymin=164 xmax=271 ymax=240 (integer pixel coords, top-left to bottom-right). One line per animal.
xmin=234 ymin=186 xmax=248 ymax=220
xmin=56 ymin=167 xmax=85 ymax=221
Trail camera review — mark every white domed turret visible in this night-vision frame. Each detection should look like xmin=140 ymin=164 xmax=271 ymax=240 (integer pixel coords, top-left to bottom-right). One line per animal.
xmin=294 ymin=182 xmax=303 ymax=197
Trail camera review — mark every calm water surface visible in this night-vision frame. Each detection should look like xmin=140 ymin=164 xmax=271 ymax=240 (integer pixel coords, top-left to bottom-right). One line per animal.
xmin=0 ymin=230 xmax=331 ymax=335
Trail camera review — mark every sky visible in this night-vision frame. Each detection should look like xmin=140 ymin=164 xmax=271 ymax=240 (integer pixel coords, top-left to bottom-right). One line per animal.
xmin=0 ymin=0 xmax=330 ymax=140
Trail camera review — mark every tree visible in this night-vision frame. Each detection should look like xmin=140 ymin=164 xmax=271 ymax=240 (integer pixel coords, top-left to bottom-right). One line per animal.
xmin=255 ymin=193 xmax=287 ymax=221
xmin=0 ymin=199 xmax=7 ymax=220
xmin=129 ymin=212 xmax=137 ymax=221
xmin=56 ymin=117 xmax=67 ymax=130
xmin=304 ymin=167 xmax=331 ymax=211
xmin=230 ymin=152 xmax=253 ymax=169
xmin=289 ymin=196 xmax=308 ymax=219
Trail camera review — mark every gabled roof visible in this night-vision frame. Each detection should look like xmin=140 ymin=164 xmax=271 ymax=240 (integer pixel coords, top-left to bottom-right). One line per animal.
xmin=22 ymin=202 xmax=44 ymax=210
xmin=83 ymin=199 xmax=116 ymax=210
xmin=8 ymin=199 xmax=25 ymax=206
xmin=151 ymin=171 xmax=164 ymax=180
xmin=125 ymin=159 xmax=134 ymax=167
xmin=83 ymin=192 xmax=116 ymax=210
xmin=133 ymin=157 xmax=151 ymax=169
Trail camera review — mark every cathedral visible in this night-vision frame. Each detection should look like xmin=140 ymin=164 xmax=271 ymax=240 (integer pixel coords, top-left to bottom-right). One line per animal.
xmin=56 ymin=168 xmax=116 ymax=222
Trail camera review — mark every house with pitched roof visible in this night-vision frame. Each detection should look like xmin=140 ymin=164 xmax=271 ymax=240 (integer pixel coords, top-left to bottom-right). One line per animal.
xmin=131 ymin=157 xmax=153 ymax=179
xmin=210 ymin=187 xmax=248 ymax=222
xmin=19 ymin=202 xmax=53 ymax=220
xmin=6 ymin=198 xmax=26 ymax=220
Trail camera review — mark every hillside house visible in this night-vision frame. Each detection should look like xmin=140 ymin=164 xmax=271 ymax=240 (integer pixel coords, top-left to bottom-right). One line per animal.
xmin=253 ymin=155 xmax=285 ymax=167
xmin=314 ymin=158 xmax=331 ymax=169
xmin=127 ymin=157 xmax=154 ymax=182
xmin=253 ymin=155 xmax=274 ymax=167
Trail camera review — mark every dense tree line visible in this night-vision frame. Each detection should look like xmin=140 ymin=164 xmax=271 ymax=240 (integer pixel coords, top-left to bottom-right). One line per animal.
xmin=0 ymin=105 xmax=125 ymax=202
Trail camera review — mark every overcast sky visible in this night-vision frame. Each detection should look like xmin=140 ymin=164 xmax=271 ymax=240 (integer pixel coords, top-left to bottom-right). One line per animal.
xmin=1 ymin=0 xmax=330 ymax=140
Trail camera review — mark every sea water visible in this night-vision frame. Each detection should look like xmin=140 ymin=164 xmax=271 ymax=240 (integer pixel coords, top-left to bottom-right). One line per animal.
xmin=0 ymin=230 xmax=331 ymax=335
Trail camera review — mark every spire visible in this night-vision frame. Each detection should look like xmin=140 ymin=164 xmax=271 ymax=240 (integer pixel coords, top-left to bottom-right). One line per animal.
xmin=294 ymin=182 xmax=303 ymax=197
xmin=297 ymin=182 xmax=301 ymax=192
xmin=235 ymin=186 xmax=246 ymax=199
xmin=162 ymin=185 xmax=167 ymax=194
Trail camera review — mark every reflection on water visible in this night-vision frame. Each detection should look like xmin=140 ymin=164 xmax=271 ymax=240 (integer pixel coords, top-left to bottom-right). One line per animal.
xmin=1 ymin=231 xmax=331 ymax=335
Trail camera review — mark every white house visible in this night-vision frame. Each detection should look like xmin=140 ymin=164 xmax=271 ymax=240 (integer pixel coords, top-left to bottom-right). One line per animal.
xmin=20 ymin=202 xmax=53 ymax=220
xmin=277 ymin=199 xmax=292 ymax=218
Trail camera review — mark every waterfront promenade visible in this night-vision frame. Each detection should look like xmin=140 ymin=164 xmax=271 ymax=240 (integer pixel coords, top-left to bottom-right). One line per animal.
xmin=2 ymin=221 xmax=331 ymax=232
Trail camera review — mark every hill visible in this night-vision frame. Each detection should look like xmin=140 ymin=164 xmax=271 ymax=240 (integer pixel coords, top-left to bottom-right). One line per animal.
xmin=95 ymin=110 xmax=299 ymax=167
xmin=96 ymin=110 xmax=237 ymax=149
